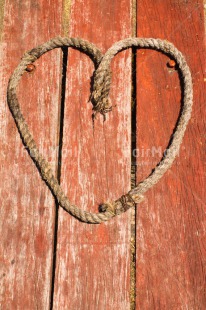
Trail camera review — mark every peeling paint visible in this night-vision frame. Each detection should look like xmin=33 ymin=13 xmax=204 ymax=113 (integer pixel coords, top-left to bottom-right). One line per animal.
xmin=0 ymin=0 xmax=5 ymax=41
xmin=62 ymin=0 xmax=71 ymax=36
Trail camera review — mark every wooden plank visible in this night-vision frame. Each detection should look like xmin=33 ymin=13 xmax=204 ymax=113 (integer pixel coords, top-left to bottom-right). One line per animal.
xmin=136 ymin=0 xmax=206 ymax=308
xmin=53 ymin=0 xmax=132 ymax=309
xmin=0 ymin=1 xmax=63 ymax=308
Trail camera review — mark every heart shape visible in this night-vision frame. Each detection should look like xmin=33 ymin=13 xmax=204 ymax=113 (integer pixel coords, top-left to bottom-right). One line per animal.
xmin=7 ymin=37 xmax=193 ymax=224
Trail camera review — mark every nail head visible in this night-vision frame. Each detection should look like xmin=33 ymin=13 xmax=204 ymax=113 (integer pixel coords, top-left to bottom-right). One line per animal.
xmin=26 ymin=64 xmax=36 ymax=72
xmin=167 ymin=59 xmax=176 ymax=68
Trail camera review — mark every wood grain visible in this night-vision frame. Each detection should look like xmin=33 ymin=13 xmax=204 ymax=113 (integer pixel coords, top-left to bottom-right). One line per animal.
xmin=135 ymin=0 xmax=206 ymax=309
xmin=52 ymin=0 xmax=132 ymax=309
xmin=0 ymin=0 xmax=63 ymax=308
xmin=0 ymin=0 xmax=5 ymax=40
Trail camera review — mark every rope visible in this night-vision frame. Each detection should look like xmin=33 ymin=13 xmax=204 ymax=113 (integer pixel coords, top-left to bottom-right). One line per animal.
xmin=7 ymin=37 xmax=193 ymax=224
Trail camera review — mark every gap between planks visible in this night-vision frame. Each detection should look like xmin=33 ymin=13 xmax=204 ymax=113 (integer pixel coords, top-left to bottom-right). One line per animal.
xmin=130 ymin=0 xmax=137 ymax=309
xmin=50 ymin=47 xmax=68 ymax=310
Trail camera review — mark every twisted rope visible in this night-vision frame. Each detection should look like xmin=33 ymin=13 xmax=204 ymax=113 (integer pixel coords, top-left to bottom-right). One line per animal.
xmin=7 ymin=37 xmax=193 ymax=224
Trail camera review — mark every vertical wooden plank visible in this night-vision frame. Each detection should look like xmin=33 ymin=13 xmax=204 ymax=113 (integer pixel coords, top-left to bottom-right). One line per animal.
xmin=53 ymin=0 xmax=132 ymax=309
xmin=0 ymin=0 xmax=63 ymax=308
xmin=136 ymin=0 xmax=206 ymax=308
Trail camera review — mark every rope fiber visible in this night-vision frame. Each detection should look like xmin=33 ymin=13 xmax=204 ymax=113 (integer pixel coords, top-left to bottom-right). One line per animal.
xmin=7 ymin=37 xmax=193 ymax=224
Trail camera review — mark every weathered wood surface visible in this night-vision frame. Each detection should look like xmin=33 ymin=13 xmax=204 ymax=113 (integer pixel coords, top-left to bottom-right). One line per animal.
xmin=0 ymin=0 xmax=63 ymax=308
xmin=52 ymin=0 xmax=132 ymax=309
xmin=136 ymin=0 xmax=206 ymax=309
xmin=0 ymin=0 xmax=205 ymax=309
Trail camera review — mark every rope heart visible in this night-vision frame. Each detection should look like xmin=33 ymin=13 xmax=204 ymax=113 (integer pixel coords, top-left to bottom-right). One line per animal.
xmin=7 ymin=37 xmax=193 ymax=223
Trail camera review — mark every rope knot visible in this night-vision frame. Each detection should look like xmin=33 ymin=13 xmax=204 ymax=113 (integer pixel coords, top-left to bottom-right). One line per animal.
xmin=99 ymin=193 xmax=145 ymax=216
xmin=118 ymin=193 xmax=144 ymax=212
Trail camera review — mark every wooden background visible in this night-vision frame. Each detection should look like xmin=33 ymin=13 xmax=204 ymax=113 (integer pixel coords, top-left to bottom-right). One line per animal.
xmin=0 ymin=0 xmax=205 ymax=309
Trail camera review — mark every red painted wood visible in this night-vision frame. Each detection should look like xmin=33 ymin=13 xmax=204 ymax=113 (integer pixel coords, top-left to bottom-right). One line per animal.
xmin=136 ymin=0 xmax=206 ymax=308
xmin=53 ymin=0 xmax=132 ymax=309
xmin=0 ymin=0 xmax=63 ymax=308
